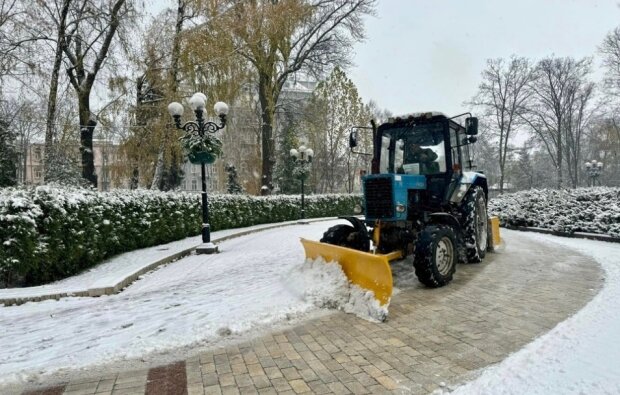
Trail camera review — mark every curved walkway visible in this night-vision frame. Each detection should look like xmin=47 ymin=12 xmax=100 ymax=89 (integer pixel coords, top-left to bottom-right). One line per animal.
xmin=12 ymin=229 xmax=602 ymax=395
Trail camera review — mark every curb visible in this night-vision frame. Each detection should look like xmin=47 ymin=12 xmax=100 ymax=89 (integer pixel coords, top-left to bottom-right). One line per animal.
xmin=1 ymin=217 xmax=337 ymax=307
xmin=502 ymin=225 xmax=620 ymax=243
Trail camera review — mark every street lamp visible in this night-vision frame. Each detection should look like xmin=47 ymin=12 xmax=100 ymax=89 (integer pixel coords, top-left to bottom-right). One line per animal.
xmin=168 ymin=93 xmax=229 ymax=254
xmin=290 ymin=145 xmax=313 ymax=221
xmin=584 ymin=160 xmax=603 ymax=187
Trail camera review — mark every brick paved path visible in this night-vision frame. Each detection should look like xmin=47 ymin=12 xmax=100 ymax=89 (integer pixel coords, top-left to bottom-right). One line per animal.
xmin=15 ymin=230 xmax=602 ymax=395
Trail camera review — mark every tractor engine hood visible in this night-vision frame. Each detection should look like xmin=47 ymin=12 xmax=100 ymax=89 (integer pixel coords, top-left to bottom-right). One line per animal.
xmin=363 ymin=174 xmax=426 ymax=221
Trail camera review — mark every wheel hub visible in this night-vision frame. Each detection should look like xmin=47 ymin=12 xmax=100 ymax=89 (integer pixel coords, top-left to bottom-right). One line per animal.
xmin=436 ymin=237 xmax=454 ymax=275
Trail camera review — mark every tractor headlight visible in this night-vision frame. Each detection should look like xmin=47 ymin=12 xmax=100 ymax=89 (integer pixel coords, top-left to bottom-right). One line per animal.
xmin=353 ymin=204 xmax=363 ymax=214
xmin=395 ymin=204 xmax=406 ymax=213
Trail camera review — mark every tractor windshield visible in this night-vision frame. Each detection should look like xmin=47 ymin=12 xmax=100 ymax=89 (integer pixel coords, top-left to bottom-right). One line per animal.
xmin=379 ymin=122 xmax=447 ymax=175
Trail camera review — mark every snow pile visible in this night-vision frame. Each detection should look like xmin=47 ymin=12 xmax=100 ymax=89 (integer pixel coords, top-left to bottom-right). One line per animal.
xmin=285 ymin=257 xmax=389 ymax=322
xmin=443 ymin=231 xmax=620 ymax=394
xmin=489 ymin=187 xmax=620 ymax=236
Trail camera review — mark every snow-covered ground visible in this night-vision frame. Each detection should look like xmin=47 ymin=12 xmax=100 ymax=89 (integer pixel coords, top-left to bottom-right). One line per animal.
xmin=0 ymin=220 xmax=382 ymax=387
xmin=2 ymin=222 xmax=620 ymax=393
xmin=447 ymin=231 xmax=620 ymax=395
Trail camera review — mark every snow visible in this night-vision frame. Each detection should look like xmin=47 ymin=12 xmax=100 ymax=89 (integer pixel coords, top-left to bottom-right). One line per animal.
xmin=445 ymin=230 xmax=620 ymax=395
xmin=4 ymin=218 xmax=619 ymax=392
xmin=0 ymin=220 xmax=384 ymax=386
xmin=286 ymin=257 xmax=388 ymax=322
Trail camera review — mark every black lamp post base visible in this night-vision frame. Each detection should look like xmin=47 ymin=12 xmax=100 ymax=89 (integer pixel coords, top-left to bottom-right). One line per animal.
xmin=196 ymin=242 xmax=219 ymax=254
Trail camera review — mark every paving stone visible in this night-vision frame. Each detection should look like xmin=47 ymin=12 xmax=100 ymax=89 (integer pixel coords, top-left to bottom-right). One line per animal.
xmin=218 ymin=373 xmax=236 ymax=387
xmin=221 ymin=386 xmax=240 ymax=395
xmin=269 ymin=377 xmax=292 ymax=393
xmin=204 ymin=385 xmax=222 ymax=395
xmin=280 ymin=367 xmax=301 ymax=381
xmin=95 ymin=379 xmax=116 ymax=393
xmin=250 ymin=375 xmax=271 ymax=389
xmin=326 ymin=381 xmax=351 ymax=394
xmin=187 ymin=384 xmax=205 ymax=395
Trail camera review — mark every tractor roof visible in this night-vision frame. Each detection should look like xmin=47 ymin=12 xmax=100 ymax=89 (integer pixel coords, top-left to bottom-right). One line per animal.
xmin=387 ymin=112 xmax=447 ymax=123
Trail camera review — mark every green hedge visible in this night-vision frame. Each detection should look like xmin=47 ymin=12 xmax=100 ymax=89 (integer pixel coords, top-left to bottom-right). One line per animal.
xmin=0 ymin=186 xmax=361 ymax=287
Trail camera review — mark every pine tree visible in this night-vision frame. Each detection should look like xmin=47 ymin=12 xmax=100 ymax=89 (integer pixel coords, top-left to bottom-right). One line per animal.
xmin=225 ymin=164 xmax=244 ymax=194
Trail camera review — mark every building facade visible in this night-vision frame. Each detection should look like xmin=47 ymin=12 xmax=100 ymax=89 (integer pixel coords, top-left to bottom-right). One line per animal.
xmin=21 ymin=141 xmax=119 ymax=191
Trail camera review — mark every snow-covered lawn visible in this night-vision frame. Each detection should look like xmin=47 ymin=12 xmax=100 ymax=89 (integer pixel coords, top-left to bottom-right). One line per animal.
xmin=0 ymin=220 xmax=379 ymax=387
xmin=448 ymin=231 xmax=620 ymax=395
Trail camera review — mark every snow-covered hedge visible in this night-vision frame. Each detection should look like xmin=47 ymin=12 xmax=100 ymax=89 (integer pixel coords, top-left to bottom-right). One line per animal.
xmin=489 ymin=187 xmax=620 ymax=237
xmin=0 ymin=186 xmax=360 ymax=287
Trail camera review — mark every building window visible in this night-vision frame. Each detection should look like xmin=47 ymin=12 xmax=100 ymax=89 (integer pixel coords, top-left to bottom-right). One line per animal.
xmin=191 ymin=179 xmax=197 ymax=190
xmin=34 ymin=167 xmax=42 ymax=179
xmin=191 ymin=165 xmax=197 ymax=174
xmin=34 ymin=147 xmax=42 ymax=161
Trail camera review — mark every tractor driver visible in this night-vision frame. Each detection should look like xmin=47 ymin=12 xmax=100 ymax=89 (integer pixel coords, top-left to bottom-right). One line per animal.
xmin=408 ymin=143 xmax=438 ymax=164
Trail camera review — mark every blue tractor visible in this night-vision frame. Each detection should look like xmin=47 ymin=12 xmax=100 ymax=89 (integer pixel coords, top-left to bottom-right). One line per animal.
xmin=301 ymin=112 xmax=493 ymax=306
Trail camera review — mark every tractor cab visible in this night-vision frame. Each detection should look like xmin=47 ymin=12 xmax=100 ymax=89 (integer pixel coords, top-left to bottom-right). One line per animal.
xmin=357 ymin=112 xmax=480 ymax=221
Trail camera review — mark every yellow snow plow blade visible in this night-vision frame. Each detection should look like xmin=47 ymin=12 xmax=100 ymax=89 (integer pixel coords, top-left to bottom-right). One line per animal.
xmin=300 ymin=238 xmax=398 ymax=306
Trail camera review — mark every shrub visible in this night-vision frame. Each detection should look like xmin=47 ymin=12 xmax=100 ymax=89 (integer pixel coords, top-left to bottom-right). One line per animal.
xmin=489 ymin=187 xmax=620 ymax=237
xmin=0 ymin=186 xmax=361 ymax=287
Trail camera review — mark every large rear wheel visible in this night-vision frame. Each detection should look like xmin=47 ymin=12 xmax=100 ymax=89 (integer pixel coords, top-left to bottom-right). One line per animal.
xmin=460 ymin=186 xmax=488 ymax=263
xmin=320 ymin=224 xmax=369 ymax=252
xmin=413 ymin=225 xmax=457 ymax=287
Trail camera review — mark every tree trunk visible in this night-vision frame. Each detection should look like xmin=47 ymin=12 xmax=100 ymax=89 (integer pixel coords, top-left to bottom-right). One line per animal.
xmin=151 ymin=141 xmax=165 ymax=190
xmin=130 ymin=166 xmax=139 ymax=189
xmin=79 ymin=101 xmax=98 ymax=188
xmin=259 ymin=75 xmax=275 ymax=194
xmin=44 ymin=0 xmax=71 ymax=176
xmin=151 ymin=0 xmax=184 ymax=190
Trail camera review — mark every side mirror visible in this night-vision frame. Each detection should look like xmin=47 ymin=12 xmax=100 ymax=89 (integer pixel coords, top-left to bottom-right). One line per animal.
xmin=349 ymin=130 xmax=358 ymax=148
xmin=465 ymin=117 xmax=478 ymax=135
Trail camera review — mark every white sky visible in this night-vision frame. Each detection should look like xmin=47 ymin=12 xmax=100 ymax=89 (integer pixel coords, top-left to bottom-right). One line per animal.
xmin=350 ymin=0 xmax=620 ymax=116
xmin=148 ymin=0 xmax=620 ymax=117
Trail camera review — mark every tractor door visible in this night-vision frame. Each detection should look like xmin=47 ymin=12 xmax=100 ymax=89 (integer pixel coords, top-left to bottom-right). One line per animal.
xmin=444 ymin=124 xmax=464 ymax=202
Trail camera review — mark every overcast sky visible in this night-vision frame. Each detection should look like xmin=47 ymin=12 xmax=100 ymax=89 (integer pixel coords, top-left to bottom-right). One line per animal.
xmin=148 ymin=0 xmax=620 ymax=117
xmin=350 ymin=0 xmax=620 ymax=116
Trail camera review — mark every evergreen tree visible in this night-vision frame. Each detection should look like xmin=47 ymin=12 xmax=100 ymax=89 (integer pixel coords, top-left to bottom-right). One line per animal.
xmin=225 ymin=164 xmax=244 ymax=194
xmin=44 ymin=145 xmax=90 ymax=188
xmin=274 ymin=111 xmax=302 ymax=194
xmin=0 ymin=117 xmax=17 ymax=187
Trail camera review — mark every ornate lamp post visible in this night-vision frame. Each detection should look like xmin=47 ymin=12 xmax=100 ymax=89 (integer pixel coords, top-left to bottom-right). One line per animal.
xmin=290 ymin=145 xmax=313 ymax=221
xmin=168 ymin=93 xmax=229 ymax=254
xmin=585 ymin=160 xmax=603 ymax=187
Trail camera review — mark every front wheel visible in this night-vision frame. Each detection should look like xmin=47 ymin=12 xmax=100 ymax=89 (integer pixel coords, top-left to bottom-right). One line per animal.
xmin=320 ymin=224 xmax=369 ymax=251
xmin=413 ymin=225 xmax=457 ymax=287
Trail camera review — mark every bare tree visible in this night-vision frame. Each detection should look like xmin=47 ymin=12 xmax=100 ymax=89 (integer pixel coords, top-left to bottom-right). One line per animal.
xmin=521 ymin=57 xmax=593 ymax=188
xmin=227 ymin=0 xmax=376 ymax=194
xmin=40 ymin=0 xmax=73 ymax=173
xmin=150 ymin=0 xmax=189 ymax=190
xmin=600 ymin=26 xmax=620 ymax=98
xmin=470 ymin=56 xmax=534 ymax=193
xmin=60 ymin=0 xmax=132 ymax=187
